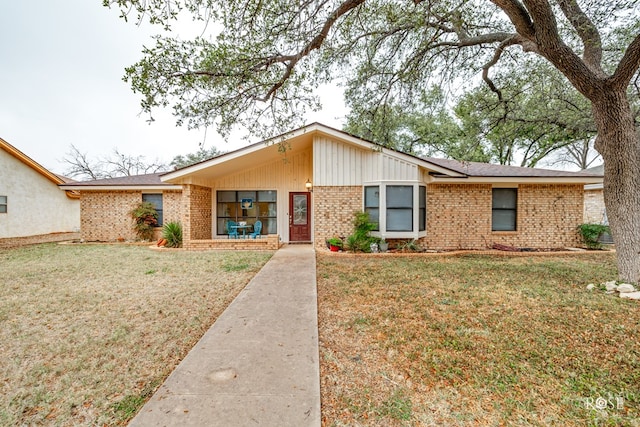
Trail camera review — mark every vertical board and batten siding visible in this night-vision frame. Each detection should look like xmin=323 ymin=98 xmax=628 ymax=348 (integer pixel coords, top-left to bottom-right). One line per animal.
xmin=313 ymin=136 xmax=420 ymax=185
xmin=207 ymin=148 xmax=312 ymax=241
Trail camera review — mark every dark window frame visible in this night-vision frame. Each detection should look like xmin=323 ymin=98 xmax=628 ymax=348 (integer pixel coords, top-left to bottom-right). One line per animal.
xmin=492 ymin=188 xmax=518 ymax=231
xmin=216 ymin=190 xmax=277 ymax=236
xmin=0 ymin=195 xmax=6 ymax=213
xmin=142 ymin=193 xmax=163 ymax=226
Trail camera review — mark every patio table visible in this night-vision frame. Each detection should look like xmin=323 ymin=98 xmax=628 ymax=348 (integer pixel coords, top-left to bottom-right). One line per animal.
xmin=231 ymin=224 xmax=253 ymax=238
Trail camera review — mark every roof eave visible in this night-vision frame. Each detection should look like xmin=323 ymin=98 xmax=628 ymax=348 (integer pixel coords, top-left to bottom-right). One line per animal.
xmin=161 ymin=123 xmax=468 ymax=182
xmin=0 ymin=137 xmax=65 ymax=185
xmin=431 ymin=176 xmax=603 ymax=184
xmin=59 ymin=185 xmax=183 ymax=191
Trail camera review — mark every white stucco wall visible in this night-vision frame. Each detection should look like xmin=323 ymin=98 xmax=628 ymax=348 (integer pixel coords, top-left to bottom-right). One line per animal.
xmin=0 ymin=150 xmax=80 ymax=238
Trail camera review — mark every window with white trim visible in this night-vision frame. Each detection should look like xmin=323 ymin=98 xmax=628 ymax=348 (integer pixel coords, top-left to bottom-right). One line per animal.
xmin=492 ymin=188 xmax=517 ymax=231
xmin=363 ymin=184 xmax=426 ymax=236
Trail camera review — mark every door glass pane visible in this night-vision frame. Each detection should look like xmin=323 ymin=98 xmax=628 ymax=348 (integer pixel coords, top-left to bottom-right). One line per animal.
xmin=263 ymin=218 xmax=277 ymax=234
xmin=218 ymin=203 xmax=237 ymax=218
xmin=217 ymin=191 xmax=236 ymax=202
xmin=238 ymin=191 xmax=256 ymax=201
xmin=387 ymin=186 xmax=413 ymax=208
xmin=257 ymin=190 xmax=277 ymax=202
xmin=293 ymin=195 xmax=307 ymax=225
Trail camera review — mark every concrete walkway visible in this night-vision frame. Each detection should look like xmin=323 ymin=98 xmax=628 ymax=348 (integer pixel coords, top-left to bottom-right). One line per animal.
xmin=129 ymin=244 xmax=320 ymax=427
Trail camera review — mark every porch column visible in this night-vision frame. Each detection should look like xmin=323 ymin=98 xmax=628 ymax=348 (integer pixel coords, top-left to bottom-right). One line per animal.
xmin=182 ymin=184 xmax=212 ymax=249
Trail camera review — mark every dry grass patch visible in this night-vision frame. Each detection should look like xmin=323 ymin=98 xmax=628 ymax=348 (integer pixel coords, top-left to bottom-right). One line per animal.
xmin=318 ymin=253 xmax=640 ymax=426
xmin=0 ymin=243 xmax=272 ymax=426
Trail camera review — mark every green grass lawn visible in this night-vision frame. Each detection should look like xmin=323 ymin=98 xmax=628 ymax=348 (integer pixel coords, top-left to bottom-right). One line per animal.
xmin=0 ymin=243 xmax=272 ymax=426
xmin=317 ymin=252 xmax=640 ymax=426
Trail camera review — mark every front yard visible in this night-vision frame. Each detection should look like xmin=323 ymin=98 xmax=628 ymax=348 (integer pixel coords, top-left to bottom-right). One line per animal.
xmin=0 ymin=244 xmax=272 ymax=426
xmin=3 ymin=244 xmax=638 ymax=426
xmin=317 ymin=252 xmax=640 ymax=426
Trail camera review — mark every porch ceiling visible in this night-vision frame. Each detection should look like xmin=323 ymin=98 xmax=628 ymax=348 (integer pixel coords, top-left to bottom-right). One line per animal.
xmin=162 ymin=132 xmax=314 ymax=186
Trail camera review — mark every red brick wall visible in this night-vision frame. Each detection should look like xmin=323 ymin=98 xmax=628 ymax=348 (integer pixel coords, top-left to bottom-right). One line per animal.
xmin=425 ymin=184 xmax=492 ymax=250
xmin=80 ymin=191 xmax=140 ymax=241
xmin=80 ymin=190 xmax=184 ymax=242
xmin=425 ymin=183 xmax=583 ymax=250
xmin=313 ymin=186 xmax=362 ymax=250
xmin=182 ymin=185 xmax=212 ymax=248
xmin=313 ymin=184 xmax=584 ymax=251
xmin=584 ymin=188 xmax=605 ymax=224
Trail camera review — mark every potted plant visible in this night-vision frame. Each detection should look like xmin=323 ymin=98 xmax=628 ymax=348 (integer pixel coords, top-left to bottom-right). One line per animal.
xmin=326 ymin=237 xmax=343 ymax=252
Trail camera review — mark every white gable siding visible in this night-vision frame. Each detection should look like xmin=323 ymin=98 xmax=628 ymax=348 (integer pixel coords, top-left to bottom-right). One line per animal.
xmin=0 ymin=149 xmax=79 ymax=238
xmin=313 ymin=136 xmax=419 ymax=185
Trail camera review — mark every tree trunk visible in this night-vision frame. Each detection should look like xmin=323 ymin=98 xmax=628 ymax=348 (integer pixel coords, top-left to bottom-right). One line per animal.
xmin=593 ymin=89 xmax=640 ymax=282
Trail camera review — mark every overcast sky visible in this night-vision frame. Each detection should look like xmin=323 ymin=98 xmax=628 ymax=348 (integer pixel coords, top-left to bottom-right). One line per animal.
xmin=0 ymin=1 xmax=347 ymax=175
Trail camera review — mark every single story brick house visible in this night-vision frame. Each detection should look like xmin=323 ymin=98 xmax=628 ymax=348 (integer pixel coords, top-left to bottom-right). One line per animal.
xmin=59 ymin=173 xmax=183 ymax=242
xmin=0 ymin=137 xmax=80 ymax=246
xmin=62 ymin=123 xmax=602 ymax=250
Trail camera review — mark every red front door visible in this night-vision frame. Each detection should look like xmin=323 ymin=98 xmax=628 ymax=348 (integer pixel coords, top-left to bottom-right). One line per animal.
xmin=289 ymin=192 xmax=311 ymax=242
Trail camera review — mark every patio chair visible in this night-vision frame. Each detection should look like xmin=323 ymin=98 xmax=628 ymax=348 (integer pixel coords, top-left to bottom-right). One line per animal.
xmin=226 ymin=220 xmax=239 ymax=239
xmin=249 ymin=220 xmax=262 ymax=239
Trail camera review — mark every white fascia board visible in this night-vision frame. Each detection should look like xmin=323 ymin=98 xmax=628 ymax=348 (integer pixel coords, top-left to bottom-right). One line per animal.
xmin=584 ymin=183 xmax=604 ymax=190
xmin=431 ymin=176 xmax=603 ymax=184
xmin=59 ymin=185 xmax=183 ymax=191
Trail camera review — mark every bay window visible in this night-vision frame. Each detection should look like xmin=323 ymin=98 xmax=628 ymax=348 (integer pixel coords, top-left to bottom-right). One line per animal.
xmin=364 ymin=183 xmax=426 ymax=237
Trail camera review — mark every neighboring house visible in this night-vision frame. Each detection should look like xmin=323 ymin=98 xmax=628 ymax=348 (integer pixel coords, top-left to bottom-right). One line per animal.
xmin=62 ymin=123 xmax=603 ymax=250
xmin=582 ymin=164 xmax=606 ymax=224
xmin=59 ymin=174 xmax=182 ymax=242
xmin=0 ymin=137 xmax=80 ymax=242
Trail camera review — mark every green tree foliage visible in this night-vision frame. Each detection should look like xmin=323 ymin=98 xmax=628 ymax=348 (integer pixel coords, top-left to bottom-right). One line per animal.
xmin=345 ymin=60 xmax=601 ymax=167
xmin=169 ymin=146 xmax=223 ymax=170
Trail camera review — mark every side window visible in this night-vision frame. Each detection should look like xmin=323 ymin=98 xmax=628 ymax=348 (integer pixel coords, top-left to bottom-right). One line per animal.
xmin=492 ymin=188 xmax=517 ymax=231
xmin=142 ymin=194 xmax=163 ymax=226
xmin=364 ymin=186 xmax=380 ymax=231
xmin=419 ymin=186 xmax=426 ymax=231
xmin=0 ymin=196 xmax=6 ymax=213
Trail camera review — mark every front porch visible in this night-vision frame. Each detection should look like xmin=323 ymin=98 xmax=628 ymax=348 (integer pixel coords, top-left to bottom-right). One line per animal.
xmin=185 ymin=234 xmax=281 ymax=250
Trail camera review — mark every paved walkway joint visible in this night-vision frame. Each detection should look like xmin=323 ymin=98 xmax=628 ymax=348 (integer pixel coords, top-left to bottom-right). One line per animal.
xmin=129 ymin=244 xmax=320 ymax=426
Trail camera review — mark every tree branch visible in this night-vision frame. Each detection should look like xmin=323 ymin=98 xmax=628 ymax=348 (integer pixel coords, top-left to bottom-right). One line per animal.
xmin=556 ymin=0 xmax=603 ymax=74
xmin=490 ymin=0 xmax=535 ymax=40
xmin=610 ymin=33 xmax=640 ymax=90
xmin=255 ymin=0 xmax=366 ymax=102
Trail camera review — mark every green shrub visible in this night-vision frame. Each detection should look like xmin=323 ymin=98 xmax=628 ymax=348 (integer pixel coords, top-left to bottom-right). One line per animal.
xmin=130 ymin=202 xmax=158 ymax=241
xmin=346 ymin=211 xmax=379 ymax=252
xmin=577 ymin=223 xmax=610 ymax=250
xmin=162 ymin=221 xmax=183 ymax=248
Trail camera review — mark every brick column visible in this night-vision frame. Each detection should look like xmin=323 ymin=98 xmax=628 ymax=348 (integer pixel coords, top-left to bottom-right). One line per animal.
xmin=182 ymin=184 xmax=212 ymax=249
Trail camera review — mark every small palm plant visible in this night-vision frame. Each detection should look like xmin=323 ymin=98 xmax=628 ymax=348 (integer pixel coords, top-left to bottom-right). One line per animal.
xmin=162 ymin=221 xmax=183 ymax=248
xmin=130 ymin=202 xmax=158 ymax=241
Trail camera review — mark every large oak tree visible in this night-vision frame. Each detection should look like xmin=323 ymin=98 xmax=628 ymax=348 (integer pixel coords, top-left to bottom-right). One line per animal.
xmin=107 ymin=0 xmax=640 ymax=281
